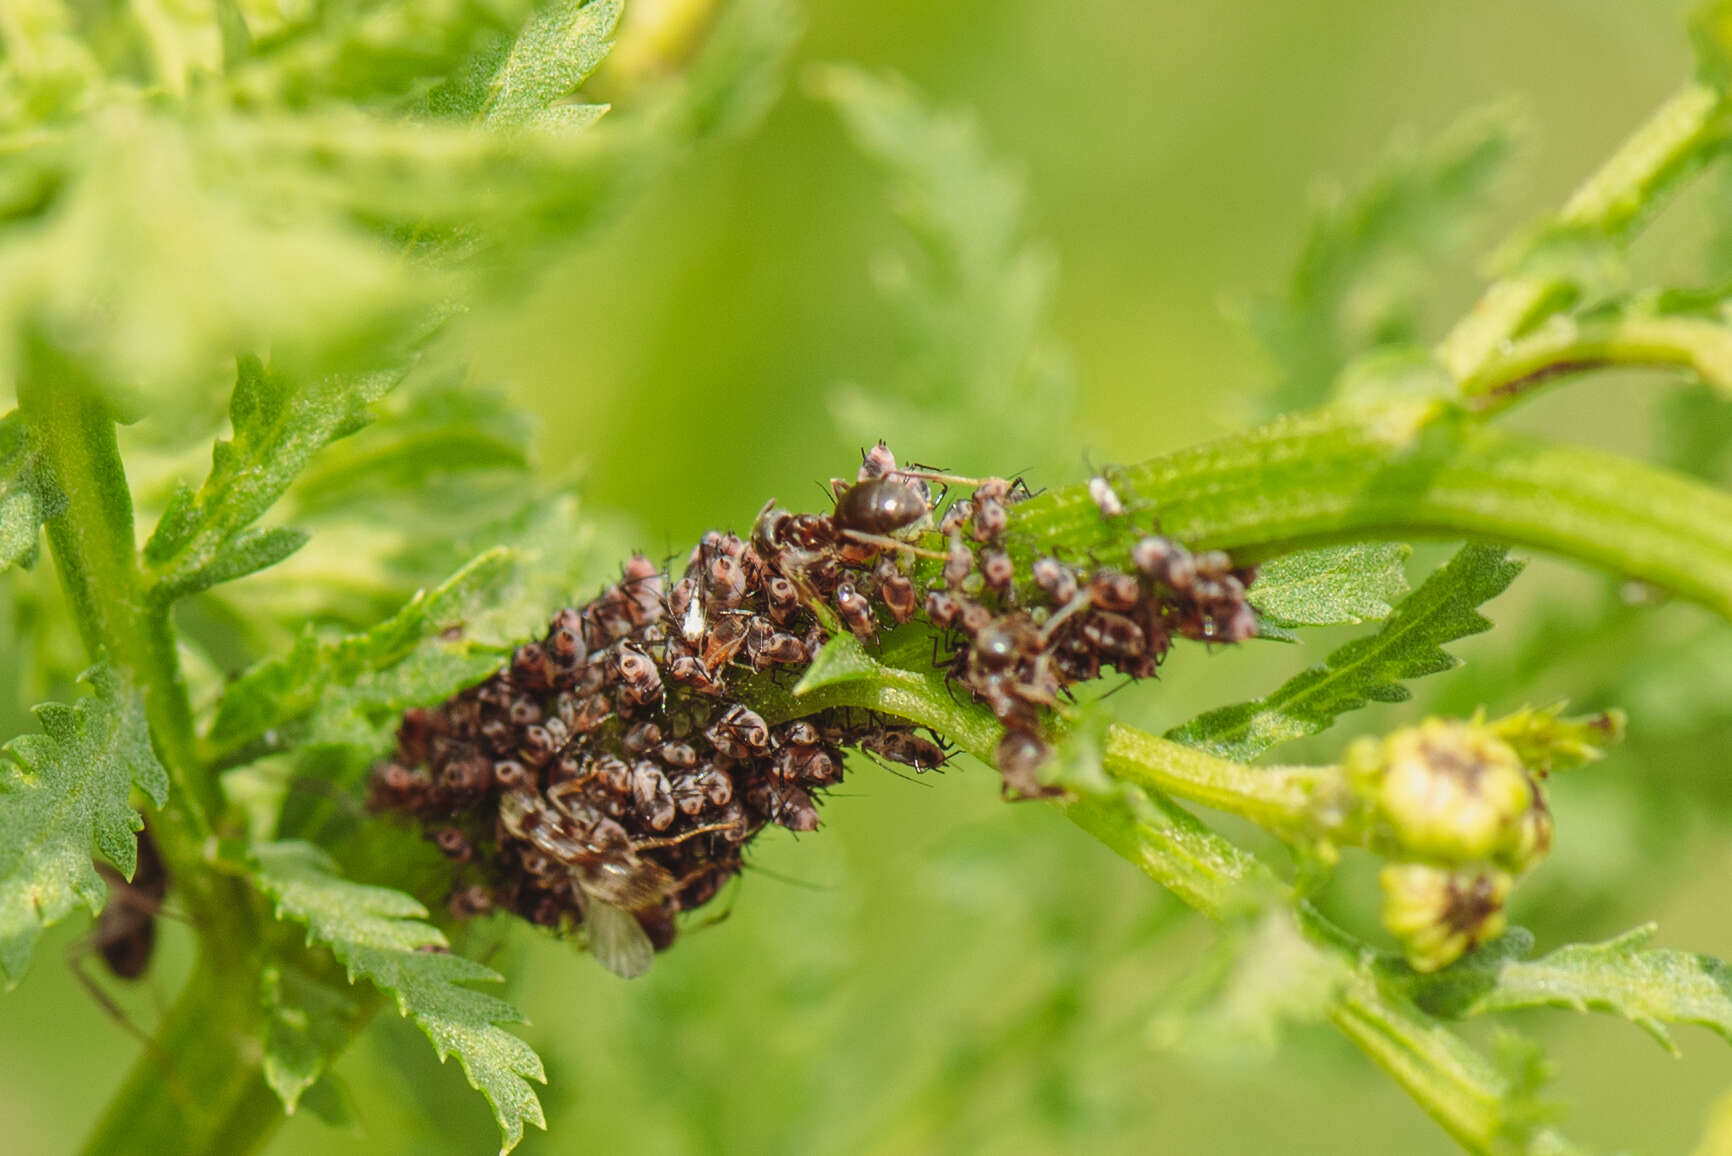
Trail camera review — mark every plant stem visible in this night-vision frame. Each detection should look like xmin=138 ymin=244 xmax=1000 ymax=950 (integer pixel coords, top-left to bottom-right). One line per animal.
xmin=1460 ymin=312 xmax=1732 ymax=412
xmin=1001 ymin=400 xmax=1732 ymax=619
xmin=1436 ymin=83 xmax=1727 ymax=382
xmin=17 ymin=339 xmax=280 ymax=1156
xmin=752 ymin=646 xmax=1569 ymax=1151
xmin=80 ymin=952 xmax=282 ymax=1156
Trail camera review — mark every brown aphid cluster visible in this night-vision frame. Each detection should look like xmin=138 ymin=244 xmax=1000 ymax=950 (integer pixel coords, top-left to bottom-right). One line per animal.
xmin=370 ymin=446 xmax=1256 ymax=975
xmin=922 ymin=471 xmax=1259 ymax=796
xmin=369 ymin=455 xmax=948 ymax=977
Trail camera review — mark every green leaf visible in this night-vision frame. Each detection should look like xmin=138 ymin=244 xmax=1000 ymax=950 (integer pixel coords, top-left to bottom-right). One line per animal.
xmin=207 ymin=493 xmax=605 ymax=757
xmin=1401 ymin=925 xmax=1732 ymax=1056
xmin=1248 ymin=106 xmax=1524 ymax=414
xmin=261 ymin=959 xmax=364 ymax=1114
xmin=1150 ymin=907 xmax=1350 ymax=1064
xmin=0 ymin=665 xmax=168 ymax=984
xmin=1167 ymin=544 xmax=1521 ymax=761
xmin=816 ymin=64 xmax=1074 ymax=472
xmin=0 ymin=411 xmax=64 ymax=571
xmin=253 ymin=841 xmax=545 ymax=1152
xmin=144 ymin=354 xmax=399 ymax=601
xmin=792 ymin=633 xmax=881 ymax=695
xmin=1251 ymin=542 xmax=1411 ymax=630
xmin=481 ymin=0 xmax=622 ymax=127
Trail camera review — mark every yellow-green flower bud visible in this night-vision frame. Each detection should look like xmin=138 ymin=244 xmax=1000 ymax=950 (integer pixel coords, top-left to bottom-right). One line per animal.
xmin=1380 ymin=862 xmax=1510 ymax=973
xmin=1362 ymin=719 xmax=1545 ymax=870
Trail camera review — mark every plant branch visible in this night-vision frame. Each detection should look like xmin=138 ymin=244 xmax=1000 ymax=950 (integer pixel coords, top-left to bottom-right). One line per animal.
xmin=1460 ymin=312 xmax=1732 ymax=412
xmin=749 ymin=653 xmax=1571 ymax=1152
xmin=1000 ymin=400 xmax=1732 ymax=619
xmin=1436 ymin=83 xmax=1728 ymax=382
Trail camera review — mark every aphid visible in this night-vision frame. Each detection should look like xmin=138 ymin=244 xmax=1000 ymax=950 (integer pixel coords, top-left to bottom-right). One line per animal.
xmin=667 ymin=654 xmax=726 ymax=695
xmin=700 ymin=613 xmax=750 ymax=675
xmin=995 ymin=730 xmax=1056 ymax=800
xmin=91 ymin=827 xmax=167 ymax=981
xmin=773 ymin=743 xmax=842 ymax=785
xmin=943 ymin=532 xmax=973 ymax=589
xmin=622 ymin=721 xmax=663 ymax=755
xmin=938 ymin=499 xmax=974 ymax=536
xmin=748 ymin=779 xmax=820 ymax=832
xmin=1081 ymin=611 xmax=1147 ymax=659
xmin=706 ymin=704 xmax=770 ymax=758
xmin=765 ymin=575 xmax=800 ymax=623
xmin=858 ymin=440 xmax=898 ymax=480
xmin=610 ymin=642 xmax=663 ymax=709
xmin=833 ymin=475 xmax=929 ymax=538
xmin=1193 ymin=549 xmax=1234 ymax=581
xmin=779 ymin=719 xmax=820 ymax=747
xmin=449 ymin=886 xmax=494 ymax=919
xmin=971 ymin=494 xmax=1007 ymax=542
xmin=630 ymin=761 xmax=676 ymax=832
xmin=925 ymin=590 xmax=962 ymax=630
xmin=979 ymin=548 xmax=1015 ymax=595
xmin=857 ymin=729 xmax=948 ymax=771
xmin=555 ymin=691 xmax=612 ymax=735
xmin=493 ymin=758 xmax=532 ymax=790
xmin=509 ymin=643 xmax=551 ymax=691
xmin=1031 ymin=556 xmax=1077 ymax=605
xmin=957 ymin=599 xmax=994 ymax=636
xmin=621 ymin=554 xmax=665 ymax=625
xmin=1088 ymin=569 xmax=1141 ymax=613
xmin=835 ymin=579 xmax=878 ymax=642
xmin=705 ymin=551 xmax=748 ymax=611
xmin=655 ymin=741 xmax=698 ymax=769
xmin=669 ymin=576 xmax=706 ymax=646
xmin=744 ymin=616 xmax=807 ymax=669
xmin=1088 ymin=475 xmax=1125 ymax=518
xmin=874 ymin=556 xmax=918 ymax=623
xmin=433 ymin=827 xmax=473 ymax=862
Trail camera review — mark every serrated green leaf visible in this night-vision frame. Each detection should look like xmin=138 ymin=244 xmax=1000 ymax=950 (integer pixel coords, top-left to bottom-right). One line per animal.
xmin=1402 ymin=925 xmax=1732 ymax=1056
xmin=1250 ymin=105 xmax=1523 ymax=414
xmin=817 ymin=65 xmax=1074 ymax=472
xmin=0 ymin=410 xmax=63 ymax=571
xmin=482 ymin=0 xmax=621 ymax=127
xmin=1252 ymin=542 xmax=1411 ymax=628
xmin=207 ymin=493 xmax=604 ymax=757
xmin=0 ymin=664 xmax=168 ymax=984
xmin=262 ymin=959 xmax=363 ymax=1114
xmin=145 ymin=354 xmax=400 ymax=602
xmin=1167 ymin=544 xmax=1522 ymax=761
xmin=253 ymin=841 xmax=545 ymax=1152
xmin=1151 ymin=907 xmax=1350 ymax=1065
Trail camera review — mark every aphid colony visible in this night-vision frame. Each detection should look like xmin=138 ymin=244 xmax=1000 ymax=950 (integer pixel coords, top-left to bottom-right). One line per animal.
xmin=369 ymin=446 xmax=1256 ymax=976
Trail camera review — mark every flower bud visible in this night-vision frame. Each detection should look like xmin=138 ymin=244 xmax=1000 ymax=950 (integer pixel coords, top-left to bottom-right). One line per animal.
xmin=1380 ymin=862 xmax=1510 ymax=973
xmin=1351 ymin=719 xmax=1546 ymax=870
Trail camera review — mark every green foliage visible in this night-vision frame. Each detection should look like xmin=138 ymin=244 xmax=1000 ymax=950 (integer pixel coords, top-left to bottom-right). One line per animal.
xmin=1248 ymin=106 xmax=1523 ymax=414
xmin=253 ymin=840 xmax=545 ymax=1153
xmin=0 ymin=411 xmax=61 ymax=571
xmin=1251 ymin=542 xmax=1411 ymax=637
xmin=209 ymin=493 xmax=604 ymax=756
xmin=1403 ymin=925 xmax=1732 ymax=1055
xmin=143 ymin=356 xmax=398 ymax=602
xmin=479 ymin=0 xmax=622 ymax=127
xmin=818 ymin=64 xmax=1074 ymax=472
xmin=1167 ymin=545 xmax=1522 ymax=762
xmin=0 ymin=665 xmax=167 ymax=984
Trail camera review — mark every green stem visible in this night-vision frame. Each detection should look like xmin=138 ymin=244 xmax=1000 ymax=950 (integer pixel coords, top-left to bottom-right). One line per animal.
xmin=16 ymin=341 xmax=208 ymax=830
xmin=1436 ymin=83 xmax=1727 ymax=382
xmin=751 ymin=652 xmax=1566 ymax=1151
xmin=1460 ymin=312 xmax=1732 ymax=412
xmin=1001 ymin=400 xmax=1732 ymax=619
xmin=80 ymin=953 xmax=281 ymax=1156
xmin=17 ymin=339 xmax=279 ymax=1156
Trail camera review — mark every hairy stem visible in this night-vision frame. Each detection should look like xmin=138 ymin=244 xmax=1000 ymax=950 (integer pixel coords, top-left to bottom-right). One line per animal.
xmin=17 ymin=339 xmax=277 ymax=1155
xmin=751 ymin=652 xmax=1567 ymax=1150
xmin=1436 ymin=83 xmax=1727 ymax=382
xmin=1000 ymin=400 xmax=1732 ymax=619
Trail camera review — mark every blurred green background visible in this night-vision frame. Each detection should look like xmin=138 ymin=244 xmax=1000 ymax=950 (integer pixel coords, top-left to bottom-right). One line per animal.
xmin=7 ymin=0 xmax=1732 ymax=1152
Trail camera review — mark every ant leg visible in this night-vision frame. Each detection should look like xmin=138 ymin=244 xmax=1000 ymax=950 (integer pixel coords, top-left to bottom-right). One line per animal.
xmin=838 ymin=530 xmax=948 ymax=559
